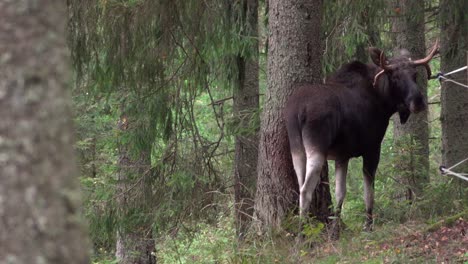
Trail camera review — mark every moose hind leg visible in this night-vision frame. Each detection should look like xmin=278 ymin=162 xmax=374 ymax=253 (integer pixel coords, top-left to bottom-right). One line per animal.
xmin=335 ymin=159 xmax=349 ymax=216
xmin=299 ymin=147 xmax=325 ymax=219
xmin=291 ymin=149 xmax=306 ymax=189
xmin=330 ymin=159 xmax=349 ymax=240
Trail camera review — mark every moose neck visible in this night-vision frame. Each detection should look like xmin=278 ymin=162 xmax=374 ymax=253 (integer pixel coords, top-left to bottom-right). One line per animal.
xmin=370 ymin=66 xmax=399 ymax=119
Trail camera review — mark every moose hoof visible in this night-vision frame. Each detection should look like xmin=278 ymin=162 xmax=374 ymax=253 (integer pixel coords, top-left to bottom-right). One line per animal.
xmin=329 ymin=219 xmax=341 ymax=240
xmin=363 ymin=223 xmax=373 ymax=232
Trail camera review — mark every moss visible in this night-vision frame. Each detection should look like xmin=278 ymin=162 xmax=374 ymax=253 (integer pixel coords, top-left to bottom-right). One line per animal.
xmin=425 ymin=210 xmax=468 ymax=232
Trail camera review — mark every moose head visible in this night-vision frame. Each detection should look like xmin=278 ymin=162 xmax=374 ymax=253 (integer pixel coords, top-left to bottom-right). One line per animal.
xmin=369 ymin=39 xmax=439 ymax=123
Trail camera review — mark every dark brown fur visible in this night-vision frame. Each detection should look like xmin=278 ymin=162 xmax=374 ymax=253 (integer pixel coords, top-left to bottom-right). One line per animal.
xmin=285 ymin=49 xmax=428 ymax=229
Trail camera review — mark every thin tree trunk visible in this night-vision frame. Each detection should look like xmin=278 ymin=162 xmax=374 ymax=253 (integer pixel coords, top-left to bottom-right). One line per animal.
xmin=115 ymin=115 xmax=156 ymax=264
xmin=440 ymin=0 xmax=468 ymax=195
xmin=354 ymin=6 xmax=380 ymax=62
xmin=253 ymin=0 xmax=331 ymax=230
xmin=391 ymin=0 xmax=430 ymax=201
xmin=233 ymin=0 xmax=260 ymax=237
xmin=0 ymin=0 xmax=90 ymax=262
xmin=111 ymin=8 xmax=156 ymax=263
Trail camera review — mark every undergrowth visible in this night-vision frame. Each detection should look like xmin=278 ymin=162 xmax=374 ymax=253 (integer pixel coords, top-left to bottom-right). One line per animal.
xmin=152 ymin=213 xmax=468 ymax=263
xmin=151 ymin=184 xmax=467 ymax=264
xmin=90 ymin=180 xmax=467 ymax=264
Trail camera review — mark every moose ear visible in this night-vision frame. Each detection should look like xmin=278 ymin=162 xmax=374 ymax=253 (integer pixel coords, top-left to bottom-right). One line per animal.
xmin=369 ymin=47 xmax=384 ymax=66
xmin=398 ymin=107 xmax=411 ymax=124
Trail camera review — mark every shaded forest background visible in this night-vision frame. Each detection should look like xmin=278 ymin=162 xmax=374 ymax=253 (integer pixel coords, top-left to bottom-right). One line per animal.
xmin=68 ymin=0 xmax=467 ymax=263
xmin=1 ymin=0 xmax=466 ymax=263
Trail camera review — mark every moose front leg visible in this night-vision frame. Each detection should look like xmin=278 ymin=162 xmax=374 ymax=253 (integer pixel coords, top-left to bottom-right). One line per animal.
xmin=335 ymin=159 xmax=349 ymax=218
xmin=330 ymin=159 xmax=349 ymax=240
xmin=362 ymin=152 xmax=379 ymax=231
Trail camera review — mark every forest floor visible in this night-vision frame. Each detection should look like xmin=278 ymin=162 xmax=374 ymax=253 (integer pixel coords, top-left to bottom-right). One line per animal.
xmin=97 ymin=212 xmax=468 ymax=263
xmin=310 ymin=216 xmax=468 ymax=263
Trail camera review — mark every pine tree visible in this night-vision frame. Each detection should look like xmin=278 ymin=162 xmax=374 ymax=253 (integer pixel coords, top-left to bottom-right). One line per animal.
xmin=0 ymin=0 xmax=90 ymax=262
xmin=253 ymin=0 xmax=331 ymax=229
xmin=440 ymin=0 xmax=468 ymax=194
xmin=391 ymin=0 xmax=430 ymax=200
xmin=115 ymin=114 xmax=156 ymax=263
xmin=68 ymin=0 xmax=260 ymax=255
xmin=232 ymin=0 xmax=260 ymax=237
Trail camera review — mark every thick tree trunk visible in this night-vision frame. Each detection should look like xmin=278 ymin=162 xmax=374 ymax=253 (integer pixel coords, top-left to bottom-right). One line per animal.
xmin=253 ymin=0 xmax=331 ymax=230
xmin=115 ymin=115 xmax=156 ymax=264
xmin=440 ymin=0 xmax=468 ymax=194
xmin=391 ymin=0 xmax=430 ymax=200
xmin=0 ymin=1 xmax=90 ymax=263
xmin=233 ymin=0 xmax=260 ymax=237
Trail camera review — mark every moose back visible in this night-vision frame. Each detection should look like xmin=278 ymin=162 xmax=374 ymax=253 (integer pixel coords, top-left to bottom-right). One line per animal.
xmin=285 ymin=41 xmax=438 ymax=231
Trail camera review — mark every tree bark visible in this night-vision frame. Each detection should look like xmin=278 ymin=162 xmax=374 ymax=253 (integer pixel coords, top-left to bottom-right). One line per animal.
xmin=440 ymin=0 xmax=468 ymax=194
xmin=391 ymin=0 xmax=430 ymax=201
xmin=115 ymin=115 xmax=156 ymax=264
xmin=253 ymin=0 xmax=331 ymax=230
xmin=0 ymin=1 xmax=90 ymax=263
xmin=233 ymin=0 xmax=260 ymax=237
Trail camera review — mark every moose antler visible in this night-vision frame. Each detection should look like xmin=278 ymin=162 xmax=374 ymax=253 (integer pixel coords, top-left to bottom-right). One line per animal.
xmin=411 ymin=39 xmax=439 ymax=79
xmin=373 ymin=39 xmax=439 ymax=86
xmin=411 ymin=39 xmax=439 ymax=66
xmin=373 ymin=51 xmax=396 ymax=86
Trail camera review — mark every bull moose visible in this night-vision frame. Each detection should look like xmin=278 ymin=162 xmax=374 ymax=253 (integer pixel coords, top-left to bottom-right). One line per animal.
xmin=285 ymin=40 xmax=439 ymax=231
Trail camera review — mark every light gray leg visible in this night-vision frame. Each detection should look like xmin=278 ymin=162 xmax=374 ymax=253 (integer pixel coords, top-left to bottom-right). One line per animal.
xmin=329 ymin=159 xmax=349 ymax=240
xmin=291 ymin=150 xmax=306 ymax=189
xmin=299 ymin=148 xmax=325 ymax=219
xmin=335 ymin=159 xmax=349 ymax=215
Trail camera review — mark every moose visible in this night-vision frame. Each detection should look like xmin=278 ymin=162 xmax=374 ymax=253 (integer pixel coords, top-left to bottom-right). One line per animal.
xmin=285 ymin=40 xmax=439 ymax=231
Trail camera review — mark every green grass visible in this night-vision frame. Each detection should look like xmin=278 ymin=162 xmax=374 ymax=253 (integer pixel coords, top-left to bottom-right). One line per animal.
xmin=91 ymin=200 xmax=467 ymax=264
